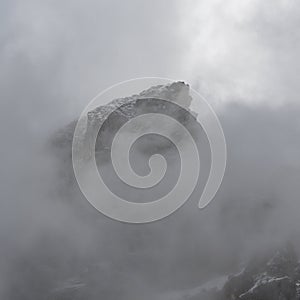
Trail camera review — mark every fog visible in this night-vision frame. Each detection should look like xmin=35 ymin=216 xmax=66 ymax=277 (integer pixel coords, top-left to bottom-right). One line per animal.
xmin=1 ymin=0 xmax=299 ymax=299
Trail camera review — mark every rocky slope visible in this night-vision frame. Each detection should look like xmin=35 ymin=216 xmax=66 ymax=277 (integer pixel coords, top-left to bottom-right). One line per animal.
xmin=183 ymin=245 xmax=300 ymax=300
xmin=49 ymin=245 xmax=300 ymax=300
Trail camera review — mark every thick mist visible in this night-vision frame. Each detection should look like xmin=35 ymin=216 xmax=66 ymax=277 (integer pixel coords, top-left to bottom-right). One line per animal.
xmin=1 ymin=98 xmax=300 ymax=299
xmin=1 ymin=0 xmax=300 ymax=299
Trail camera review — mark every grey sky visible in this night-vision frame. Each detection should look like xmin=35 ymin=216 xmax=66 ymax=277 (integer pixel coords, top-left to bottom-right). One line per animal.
xmin=2 ymin=0 xmax=299 ymax=117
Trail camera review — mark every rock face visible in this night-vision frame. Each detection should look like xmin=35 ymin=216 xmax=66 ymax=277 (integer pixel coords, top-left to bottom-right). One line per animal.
xmin=191 ymin=246 xmax=300 ymax=300
xmin=53 ymin=81 xmax=193 ymax=152
xmin=52 ymin=81 xmax=200 ymax=180
xmin=87 ymin=81 xmax=192 ymax=124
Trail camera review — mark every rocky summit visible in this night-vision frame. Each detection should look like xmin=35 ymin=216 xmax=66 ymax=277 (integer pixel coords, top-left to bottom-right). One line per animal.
xmin=52 ymin=81 xmax=195 ymax=156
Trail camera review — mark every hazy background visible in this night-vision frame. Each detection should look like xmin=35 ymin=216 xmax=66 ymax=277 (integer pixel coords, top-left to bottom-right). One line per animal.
xmin=1 ymin=0 xmax=300 ymax=299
